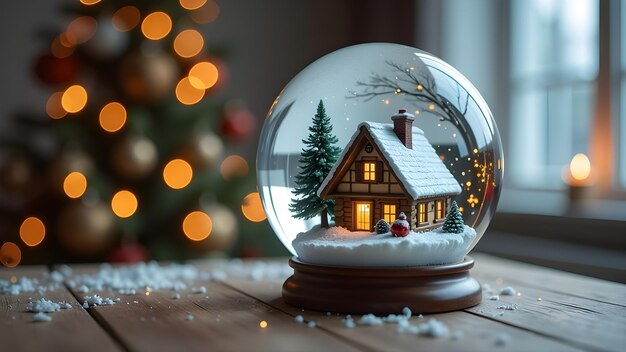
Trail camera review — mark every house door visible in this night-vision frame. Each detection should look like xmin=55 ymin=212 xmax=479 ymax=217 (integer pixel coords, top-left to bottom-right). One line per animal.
xmin=354 ymin=202 xmax=372 ymax=231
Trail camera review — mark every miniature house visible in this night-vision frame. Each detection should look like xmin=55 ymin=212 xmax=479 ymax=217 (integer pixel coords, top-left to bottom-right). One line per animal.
xmin=317 ymin=109 xmax=462 ymax=232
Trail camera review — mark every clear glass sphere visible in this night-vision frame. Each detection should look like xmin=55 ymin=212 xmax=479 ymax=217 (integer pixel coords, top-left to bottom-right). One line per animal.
xmin=257 ymin=43 xmax=503 ymax=256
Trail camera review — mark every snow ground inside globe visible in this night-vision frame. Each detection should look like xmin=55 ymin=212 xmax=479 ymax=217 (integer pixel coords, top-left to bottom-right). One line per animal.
xmin=292 ymin=225 xmax=476 ymax=267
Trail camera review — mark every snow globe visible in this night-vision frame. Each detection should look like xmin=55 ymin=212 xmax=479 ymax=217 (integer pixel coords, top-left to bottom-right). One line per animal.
xmin=257 ymin=43 xmax=503 ymax=314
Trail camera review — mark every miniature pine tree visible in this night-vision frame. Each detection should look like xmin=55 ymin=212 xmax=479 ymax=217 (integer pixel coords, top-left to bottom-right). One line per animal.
xmin=290 ymin=100 xmax=341 ymax=228
xmin=375 ymin=219 xmax=390 ymax=234
xmin=442 ymin=201 xmax=465 ymax=233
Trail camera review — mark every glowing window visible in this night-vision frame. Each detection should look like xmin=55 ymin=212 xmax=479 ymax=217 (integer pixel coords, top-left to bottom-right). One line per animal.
xmin=382 ymin=204 xmax=396 ymax=224
xmin=418 ymin=203 xmax=427 ymax=224
xmin=363 ymin=162 xmax=376 ymax=181
xmin=355 ymin=202 xmax=371 ymax=231
xmin=435 ymin=200 xmax=445 ymax=219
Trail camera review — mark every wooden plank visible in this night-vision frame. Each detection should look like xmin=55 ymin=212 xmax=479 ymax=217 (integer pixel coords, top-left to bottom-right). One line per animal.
xmin=202 ymin=262 xmax=584 ymax=352
xmin=468 ymin=253 xmax=626 ymax=352
xmin=472 ymin=253 xmax=626 ymax=306
xmin=0 ymin=266 xmax=122 ymax=352
xmin=64 ymin=264 xmax=363 ymax=352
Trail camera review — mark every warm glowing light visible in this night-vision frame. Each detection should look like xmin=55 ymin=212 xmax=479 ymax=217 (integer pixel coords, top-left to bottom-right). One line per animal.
xmin=467 ymin=194 xmax=479 ymax=208
xmin=61 ymin=85 xmax=88 ymax=113
xmin=190 ymin=0 xmax=220 ymax=24
xmin=111 ymin=190 xmax=138 ymax=218
xmin=259 ymin=320 xmax=268 ymax=328
xmin=99 ymin=102 xmax=127 ymax=132
xmin=112 ymin=6 xmax=141 ymax=32
xmin=188 ymin=62 xmax=219 ymax=89
xmin=63 ymin=171 xmax=88 ymax=199
xmin=473 ymin=148 xmax=479 ymax=154
xmin=46 ymin=92 xmax=67 ymax=119
xmin=180 ymin=0 xmax=207 ymax=10
xmin=569 ymin=153 xmax=591 ymax=181
xmin=175 ymin=77 xmax=205 ymax=105
xmin=428 ymin=104 xmax=435 ymax=110
xmin=80 ymin=0 xmax=101 ymax=5
xmin=417 ymin=84 xmax=423 ymax=91
xmin=182 ymin=211 xmax=212 ymax=241
xmin=0 ymin=242 xmax=21 ymax=267
xmin=241 ymin=192 xmax=266 ymax=222
xmin=220 ymin=155 xmax=249 ymax=180
xmin=66 ymin=16 xmax=98 ymax=44
xmin=141 ymin=12 xmax=172 ymax=40
xmin=163 ymin=159 xmax=193 ymax=189
xmin=19 ymin=217 xmax=46 ymax=247
xmin=51 ymin=36 xmax=75 ymax=58
xmin=174 ymin=29 xmax=204 ymax=58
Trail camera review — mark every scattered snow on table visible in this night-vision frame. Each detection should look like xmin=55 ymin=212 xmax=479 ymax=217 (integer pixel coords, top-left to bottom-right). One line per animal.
xmin=192 ymin=286 xmax=207 ymax=294
xmin=497 ymin=304 xmax=518 ymax=311
xmin=0 ymin=276 xmax=60 ymax=295
xmin=33 ymin=312 xmax=52 ymax=322
xmin=173 ymin=293 xmax=181 ymax=300
xmin=499 ymin=287 xmax=516 ymax=296
xmin=292 ymin=225 xmax=476 ymax=267
xmin=489 ymin=295 xmax=500 ymax=301
xmin=294 ymin=315 xmax=304 ymax=323
xmin=28 ymin=298 xmax=61 ymax=313
xmin=83 ymin=295 xmax=115 ymax=308
xmin=358 ymin=314 xmax=384 ymax=326
xmin=307 ymin=321 xmax=317 ymax=328
xmin=186 ymin=314 xmax=194 ymax=321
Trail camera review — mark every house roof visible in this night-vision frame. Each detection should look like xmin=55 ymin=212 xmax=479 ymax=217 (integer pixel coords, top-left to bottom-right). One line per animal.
xmin=317 ymin=121 xmax=462 ymax=199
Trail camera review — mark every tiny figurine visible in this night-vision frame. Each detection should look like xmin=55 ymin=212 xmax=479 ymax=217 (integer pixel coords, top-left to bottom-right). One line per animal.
xmin=391 ymin=212 xmax=410 ymax=237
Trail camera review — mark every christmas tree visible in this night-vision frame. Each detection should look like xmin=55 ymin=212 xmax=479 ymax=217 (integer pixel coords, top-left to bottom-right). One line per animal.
xmin=290 ymin=100 xmax=341 ymax=228
xmin=0 ymin=0 xmax=275 ymax=266
xmin=375 ymin=219 xmax=390 ymax=234
xmin=442 ymin=201 xmax=465 ymax=234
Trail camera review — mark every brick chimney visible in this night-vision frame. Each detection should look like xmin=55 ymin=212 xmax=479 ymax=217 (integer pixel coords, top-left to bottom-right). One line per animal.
xmin=391 ymin=109 xmax=415 ymax=149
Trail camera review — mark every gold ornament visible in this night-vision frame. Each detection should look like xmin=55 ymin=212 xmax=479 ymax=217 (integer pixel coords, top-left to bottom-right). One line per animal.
xmin=111 ymin=135 xmax=158 ymax=179
xmin=119 ymin=51 xmax=179 ymax=102
xmin=56 ymin=202 xmax=116 ymax=256
xmin=195 ymin=203 xmax=238 ymax=252
xmin=182 ymin=132 xmax=224 ymax=169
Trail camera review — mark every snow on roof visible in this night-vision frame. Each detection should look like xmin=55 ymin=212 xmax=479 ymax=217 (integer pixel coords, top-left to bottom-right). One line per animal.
xmin=318 ymin=121 xmax=461 ymax=199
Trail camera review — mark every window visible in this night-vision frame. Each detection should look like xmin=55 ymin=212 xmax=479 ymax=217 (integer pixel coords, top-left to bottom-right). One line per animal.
xmin=418 ymin=203 xmax=427 ymax=224
xmin=382 ymin=204 xmax=397 ymax=224
xmin=362 ymin=162 xmax=376 ymax=181
xmin=355 ymin=202 xmax=372 ymax=230
xmin=435 ymin=200 xmax=444 ymax=220
xmin=510 ymin=0 xmax=598 ymax=189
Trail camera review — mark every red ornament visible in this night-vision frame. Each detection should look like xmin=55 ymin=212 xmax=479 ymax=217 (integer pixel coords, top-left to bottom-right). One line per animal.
xmin=391 ymin=212 xmax=410 ymax=237
xmin=106 ymin=242 xmax=150 ymax=263
xmin=220 ymin=106 xmax=257 ymax=141
xmin=34 ymin=54 xmax=79 ymax=85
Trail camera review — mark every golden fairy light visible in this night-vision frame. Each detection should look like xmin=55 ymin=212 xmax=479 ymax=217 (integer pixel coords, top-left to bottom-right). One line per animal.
xmin=141 ymin=12 xmax=172 ymax=40
xmin=191 ymin=0 xmax=220 ymax=24
xmin=61 ymin=85 xmax=88 ymax=113
xmin=188 ymin=62 xmax=219 ymax=89
xmin=63 ymin=171 xmax=88 ymax=199
xmin=182 ymin=211 xmax=212 ymax=241
xmin=428 ymin=103 xmax=435 ymax=110
xmin=99 ymin=102 xmax=127 ymax=132
xmin=112 ymin=6 xmax=141 ymax=32
xmin=416 ymin=84 xmax=423 ymax=91
xmin=46 ymin=92 xmax=67 ymax=119
xmin=173 ymin=29 xmax=204 ymax=58
xmin=220 ymin=155 xmax=249 ymax=180
xmin=241 ymin=192 xmax=266 ymax=222
xmin=175 ymin=77 xmax=205 ymax=105
xmin=259 ymin=320 xmax=268 ymax=328
xmin=569 ymin=153 xmax=591 ymax=181
xmin=80 ymin=0 xmax=101 ymax=5
xmin=19 ymin=217 xmax=46 ymax=247
xmin=66 ymin=16 xmax=97 ymax=45
xmin=0 ymin=242 xmax=21 ymax=267
xmin=467 ymin=194 xmax=479 ymax=208
xmin=51 ymin=36 xmax=75 ymax=58
xmin=163 ymin=159 xmax=193 ymax=189
xmin=111 ymin=190 xmax=138 ymax=218
xmin=180 ymin=0 xmax=207 ymax=10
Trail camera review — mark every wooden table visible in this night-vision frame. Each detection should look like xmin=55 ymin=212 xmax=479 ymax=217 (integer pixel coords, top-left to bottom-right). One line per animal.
xmin=1 ymin=253 xmax=625 ymax=352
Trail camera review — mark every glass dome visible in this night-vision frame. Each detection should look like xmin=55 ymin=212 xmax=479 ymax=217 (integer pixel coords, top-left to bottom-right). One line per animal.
xmin=257 ymin=43 xmax=503 ymax=256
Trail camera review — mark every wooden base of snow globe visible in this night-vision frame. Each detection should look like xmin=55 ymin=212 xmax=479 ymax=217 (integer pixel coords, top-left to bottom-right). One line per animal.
xmin=282 ymin=256 xmax=481 ymax=315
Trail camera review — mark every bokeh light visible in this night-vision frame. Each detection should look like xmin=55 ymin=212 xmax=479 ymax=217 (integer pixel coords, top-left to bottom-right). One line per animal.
xmin=111 ymin=190 xmax=138 ymax=218
xmin=173 ymin=29 xmax=204 ymax=58
xmin=61 ymin=85 xmax=88 ymax=113
xmin=51 ymin=36 xmax=75 ymax=58
xmin=141 ymin=12 xmax=172 ymax=40
xmin=80 ymin=0 xmax=101 ymax=5
xmin=175 ymin=77 xmax=205 ymax=105
xmin=163 ymin=159 xmax=193 ymax=189
xmin=259 ymin=320 xmax=268 ymax=328
xmin=183 ymin=211 xmax=212 ymax=241
xmin=19 ymin=217 xmax=46 ymax=247
xmin=99 ymin=102 xmax=127 ymax=132
xmin=112 ymin=6 xmax=141 ymax=32
xmin=66 ymin=16 xmax=98 ymax=45
xmin=180 ymin=0 xmax=207 ymax=10
xmin=188 ymin=62 xmax=219 ymax=89
xmin=570 ymin=153 xmax=591 ymax=181
xmin=46 ymin=92 xmax=67 ymax=119
xmin=63 ymin=171 xmax=88 ymax=199
xmin=191 ymin=0 xmax=220 ymax=24
xmin=0 ymin=242 xmax=21 ymax=267
xmin=241 ymin=192 xmax=267 ymax=222
xmin=220 ymin=155 xmax=249 ymax=180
